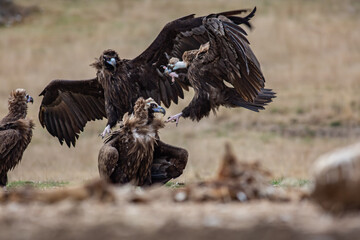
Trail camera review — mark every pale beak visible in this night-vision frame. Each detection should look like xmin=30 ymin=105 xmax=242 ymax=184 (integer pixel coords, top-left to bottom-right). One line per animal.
xmin=152 ymin=106 xmax=166 ymax=115
xmin=172 ymin=61 xmax=187 ymax=70
xmin=26 ymin=94 xmax=34 ymax=104
xmin=106 ymin=58 xmax=117 ymax=68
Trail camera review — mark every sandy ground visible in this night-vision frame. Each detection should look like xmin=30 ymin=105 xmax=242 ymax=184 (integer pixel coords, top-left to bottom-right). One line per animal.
xmin=0 ymin=187 xmax=359 ymax=240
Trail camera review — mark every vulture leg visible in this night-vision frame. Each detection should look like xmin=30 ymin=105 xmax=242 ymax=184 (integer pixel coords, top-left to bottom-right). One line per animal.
xmin=181 ymin=92 xmax=212 ymax=122
xmin=151 ymin=140 xmax=188 ymax=184
xmin=166 ymin=112 xmax=183 ymax=126
xmin=100 ymin=125 xmax=111 ymax=138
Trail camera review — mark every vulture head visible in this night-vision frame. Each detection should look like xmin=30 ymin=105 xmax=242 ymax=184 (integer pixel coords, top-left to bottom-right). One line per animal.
xmin=133 ymin=97 xmax=166 ymax=120
xmin=167 ymin=57 xmax=188 ymax=72
xmin=7 ymin=88 xmax=33 ymax=120
xmin=121 ymin=97 xmax=166 ymax=144
xmin=91 ymin=49 xmax=120 ymax=73
xmin=163 ymin=49 xmax=199 ymax=82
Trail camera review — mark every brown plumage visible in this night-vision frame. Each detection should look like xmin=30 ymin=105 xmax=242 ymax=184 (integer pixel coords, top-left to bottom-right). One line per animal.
xmin=165 ymin=8 xmax=275 ymax=123
xmin=98 ymin=97 xmax=187 ymax=186
xmin=0 ymin=89 xmax=34 ymax=187
xmin=151 ymin=140 xmax=188 ymax=185
xmin=38 ymin=8 xmax=263 ymax=147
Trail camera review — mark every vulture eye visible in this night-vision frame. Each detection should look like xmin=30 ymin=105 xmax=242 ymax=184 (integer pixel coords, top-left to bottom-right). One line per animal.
xmin=150 ymin=103 xmax=157 ymax=108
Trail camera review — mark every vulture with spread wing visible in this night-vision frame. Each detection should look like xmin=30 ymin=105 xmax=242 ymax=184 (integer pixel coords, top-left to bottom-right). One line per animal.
xmin=0 ymin=89 xmax=34 ymax=186
xmin=98 ymin=97 xmax=188 ymax=186
xmin=39 ymin=7 xmax=274 ymax=147
xmin=164 ymin=9 xmax=275 ymax=124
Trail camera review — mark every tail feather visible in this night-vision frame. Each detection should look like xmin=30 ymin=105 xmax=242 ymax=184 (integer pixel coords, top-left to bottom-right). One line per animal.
xmin=225 ymin=7 xmax=257 ymax=29
xmin=228 ymin=88 xmax=276 ymax=112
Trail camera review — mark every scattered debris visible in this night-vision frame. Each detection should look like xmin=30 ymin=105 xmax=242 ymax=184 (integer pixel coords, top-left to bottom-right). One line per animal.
xmin=174 ymin=143 xmax=289 ymax=202
xmin=311 ymin=142 xmax=360 ymax=212
xmin=0 ymin=0 xmax=39 ymax=27
xmin=0 ymin=179 xmax=115 ymax=204
xmin=128 ymin=186 xmax=172 ymax=204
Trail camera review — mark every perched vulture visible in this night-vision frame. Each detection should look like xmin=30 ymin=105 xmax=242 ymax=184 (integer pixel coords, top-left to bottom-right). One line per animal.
xmin=39 ymin=7 xmax=273 ymax=147
xmin=98 ymin=97 xmax=188 ymax=186
xmin=0 ymin=89 xmax=34 ymax=186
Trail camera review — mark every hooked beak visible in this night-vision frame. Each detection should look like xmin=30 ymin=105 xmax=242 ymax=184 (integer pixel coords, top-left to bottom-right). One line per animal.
xmin=172 ymin=61 xmax=187 ymax=70
xmin=26 ymin=94 xmax=34 ymax=104
xmin=106 ymin=58 xmax=117 ymax=68
xmin=152 ymin=106 xmax=166 ymax=115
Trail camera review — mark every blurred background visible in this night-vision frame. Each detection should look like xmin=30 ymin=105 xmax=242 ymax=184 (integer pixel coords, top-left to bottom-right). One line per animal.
xmin=0 ymin=0 xmax=359 ymax=185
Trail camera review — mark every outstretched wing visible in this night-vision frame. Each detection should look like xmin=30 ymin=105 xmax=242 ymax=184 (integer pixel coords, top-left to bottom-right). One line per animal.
xmin=39 ymin=78 xmax=106 ymax=147
xmin=202 ymin=9 xmax=265 ymax=102
xmin=131 ymin=8 xmax=256 ymax=108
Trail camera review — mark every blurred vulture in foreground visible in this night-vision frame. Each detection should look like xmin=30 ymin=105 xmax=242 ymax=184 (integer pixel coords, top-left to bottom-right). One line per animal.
xmin=38 ymin=7 xmax=274 ymax=147
xmin=98 ymin=97 xmax=188 ymax=186
xmin=0 ymin=89 xmax=34 ymax=187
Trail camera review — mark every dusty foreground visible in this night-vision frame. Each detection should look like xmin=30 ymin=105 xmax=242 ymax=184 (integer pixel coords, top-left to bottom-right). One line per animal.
xmin=0 ymin=187 xmax=359 ymax=240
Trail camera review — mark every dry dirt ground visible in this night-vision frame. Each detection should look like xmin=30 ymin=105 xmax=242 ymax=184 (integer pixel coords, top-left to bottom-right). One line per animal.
xmin=0 ymin=184 xmax=360 ymax=240
xmin=0 ymin=0 xmax=359 ymax=239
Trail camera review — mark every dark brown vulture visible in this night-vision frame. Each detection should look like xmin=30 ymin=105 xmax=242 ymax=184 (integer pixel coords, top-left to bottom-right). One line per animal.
xmin=38 ymin=7 xmax=274 ymax=147
xmin=0 ymin=89 xmax=34 ymax=187
xmin=98 ymin=97 xmax=188 ymax=186
xmin=164 ymin=10 xmax=275 ymax=124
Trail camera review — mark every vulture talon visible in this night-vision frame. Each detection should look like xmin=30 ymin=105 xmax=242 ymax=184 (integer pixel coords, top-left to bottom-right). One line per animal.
xmin=100 ymin=125 xmax=111 ymax=138
xmin=169 ymin=72 xmax=179 ymax=84
xmin=166 ymin=113 xmax=183 ymax=126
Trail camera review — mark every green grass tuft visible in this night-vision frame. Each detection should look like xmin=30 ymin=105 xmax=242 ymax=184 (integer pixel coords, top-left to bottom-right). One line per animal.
xmin=165 ymin=182 xmax=185 ymax=189
xmin=271 ymin=178 xmax=311 ymax=188
xmin=271 ymin=178 xmax=285 ymax=186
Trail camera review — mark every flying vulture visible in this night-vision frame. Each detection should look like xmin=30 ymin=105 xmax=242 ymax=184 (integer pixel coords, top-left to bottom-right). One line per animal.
xmin=98 ymin=97 xmax=188 ymax=186
xmin=164 ymin=12 xmax=276 ymax=124
xmin=0 ymin=89 xmax=34 ymax=187
xmin=39 ymin=7 xmax=274 ymax=147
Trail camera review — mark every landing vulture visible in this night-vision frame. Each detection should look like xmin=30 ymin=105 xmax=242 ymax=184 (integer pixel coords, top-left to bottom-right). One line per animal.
xmin=98 ymin=97 xmax=188 ymax=186
xmin=39 ymin=7 xmax=273 ymax=147
xmin=0 ymin=89 xmax=34 ymax=186
xmin=164 ymin=11 xmax=276 ymax=124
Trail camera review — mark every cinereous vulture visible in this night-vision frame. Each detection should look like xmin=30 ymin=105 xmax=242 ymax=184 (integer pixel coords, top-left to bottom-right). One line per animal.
xmin=164 ymin=10 xmax=275 ymax=124
xmin=98 ymin=97 xmax=188 ymax=186
xmin=0 ymin=89 xmax=34 ymax=186
xmin=38 ymin=7 xmax=274 ymax=146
